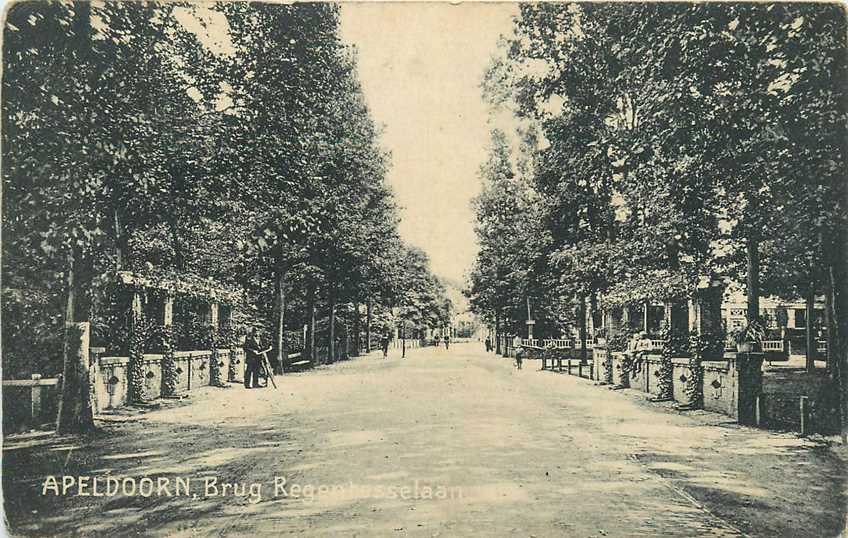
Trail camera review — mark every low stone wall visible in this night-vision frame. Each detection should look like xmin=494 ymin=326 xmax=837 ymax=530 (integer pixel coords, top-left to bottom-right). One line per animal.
xmin=141 ymin=354 xmax=165 ymax=401
xmin=189 ymin=350 xmax=212 ymax=388
xmin=216 ymin=349 xmax=232 ymax=383
xmin=593 ymin=347 xmax=608 ymax=382
xmin=671 ymin=358 xmax=697 ymax=407
xmin=610 ymin=352 xmax=629 ymax=387
xmin=96 ymin=356 xmax=131 ymax=411
xmin=173 ymin=352 xmax=192 ymax=393
xmin=94 ymin=349 xmax=243 ymax=411
xmin=620 ymin=354 xmax=664 ymax=397
xmin=701 ymin=360 xmax=735 ymax=417
xmin=628 ymin=356 xmax=648 ymax=393
xmin=643 ymin=355 xmax=665 ymax=398
xmin=229 ymin=348 xmax=245 ymax=383
xmin=665 ymin=354 xmax=763 ymax=422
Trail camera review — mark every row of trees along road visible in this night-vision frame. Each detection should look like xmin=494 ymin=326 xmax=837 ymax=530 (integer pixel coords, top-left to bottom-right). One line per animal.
xmin=2 ymin=2 xmax=452 ymax=433
xmin=467 ymin=4 xmax=848 ymax=439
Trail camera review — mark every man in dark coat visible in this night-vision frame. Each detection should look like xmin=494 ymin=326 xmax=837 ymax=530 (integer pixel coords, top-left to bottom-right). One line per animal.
xmin=243 ymin=328 xmax=264 ymax=389
xmin=380 ymin=332 xmax=390 ymax=359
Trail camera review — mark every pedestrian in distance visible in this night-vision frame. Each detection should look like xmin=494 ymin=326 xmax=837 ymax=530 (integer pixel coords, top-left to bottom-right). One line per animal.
xmin=444 ymin=333 xmax=450 ymax=350
xmin=381 ymin=332 xmax=390 ymax=359
xmin=434 ymin=334 xmax=441 ymax=349
xmin=243 ymin=328 xmax=266 ymax=389
xmin=514 ymin=345 xmax=524 ymax=370
xmin=485 ymin=336 xmax=492 ymax=353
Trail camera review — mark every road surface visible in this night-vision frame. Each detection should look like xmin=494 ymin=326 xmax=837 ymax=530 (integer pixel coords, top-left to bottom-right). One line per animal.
xmin=4 ymin=343 xmax=846 ymax=537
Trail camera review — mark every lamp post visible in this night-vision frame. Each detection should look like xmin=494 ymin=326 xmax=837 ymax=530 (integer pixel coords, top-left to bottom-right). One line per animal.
xmin=526 ymin=296 xmax=535 ymax=341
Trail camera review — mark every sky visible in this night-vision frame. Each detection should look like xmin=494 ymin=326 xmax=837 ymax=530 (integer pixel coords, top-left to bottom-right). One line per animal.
xmin=113 ymin=2 xmax=517 ymax=285
xmin=339 ymin=3 xmax=518 ymax=283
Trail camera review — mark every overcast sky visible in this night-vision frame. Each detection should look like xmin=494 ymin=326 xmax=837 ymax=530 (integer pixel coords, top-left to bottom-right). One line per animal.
xmin=339 ymin=3 xmax=517 ymax=284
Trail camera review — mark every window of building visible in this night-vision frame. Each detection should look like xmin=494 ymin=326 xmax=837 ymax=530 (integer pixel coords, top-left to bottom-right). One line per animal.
xmin=795 ymin=308 xmax=806 ymax=328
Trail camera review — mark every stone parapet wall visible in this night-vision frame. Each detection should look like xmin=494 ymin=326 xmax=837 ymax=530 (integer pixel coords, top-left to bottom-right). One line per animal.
xmin=610 ymin=352 xmax=629 ymax=387
xmin=94 ymin=349 xmax=237 ymax=411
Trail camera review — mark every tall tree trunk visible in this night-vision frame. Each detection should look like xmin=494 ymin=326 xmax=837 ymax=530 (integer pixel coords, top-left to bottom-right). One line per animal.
xmin=65 ymin=252 xmax=77 ymax=325
xmin=830 ymin=252 xmax=848 ymax=444
xmin=746 ymin=235 xmax=760 ymax=323
xmin=57 ymin=322 xmax=95 ymax=434
xmin=352 ymin=302 xmax=361 ymax=356
xmin=366 ymin=297 xmax=373 ymax=353
xmin=344 ymin=308 xmax=350 ymax=359
xmin=167 ymin=215 xmax=185 ymax=271
xmin=114 ymin=207 xmax=123 ymax=269
xmin=590 ymin=293 xmax=599 ymax=334
xmin=495 ymin=312 xmax=501 ymax=355
xmin=57 ymin=250 xmax=95 ymax=434
xmin=826 ymin=276 xmax=836 ymax=376
xmin=806 ymin=284 xmax=816 ymax=373
xmin=579 ymin=296 xmax=588 ymax=363
xmin=274 ymin=269 xmax=286 ymax=374
xmin=328 ymin=286 xmax=336 ymax=363
xmin=307 ymin=285 xmax=317 ymax=364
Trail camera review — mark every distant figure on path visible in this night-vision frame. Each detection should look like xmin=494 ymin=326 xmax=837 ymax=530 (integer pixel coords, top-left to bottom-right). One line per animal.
xmin=434 ymin=334 xmax=441 ymax=349
xmin=381 ymin=332 xmax=390 ymax=359
xmin=485 ymin=336 xmax=492 ymax=353
xmin=514 ymin=345 xmax=524 ymax=370
xmin=444 ymin=334 xmax=451 ymax=350
xmin=243 ymin=328 xmax=264 ymax=389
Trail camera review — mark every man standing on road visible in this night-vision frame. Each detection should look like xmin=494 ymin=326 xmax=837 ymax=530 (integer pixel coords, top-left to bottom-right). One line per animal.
xmin=444 ymin=333 xmax=451 ymax=350
xmin=485 ymin=336 xmax=492 ymax=353
xmin=243 ymin=328 xmax=264 ymax=389
xmin=381 ymin=332 xmax=390 ymax=359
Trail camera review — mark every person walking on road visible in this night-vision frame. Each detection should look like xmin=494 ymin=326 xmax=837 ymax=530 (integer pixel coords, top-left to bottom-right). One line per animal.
xmin=444 ymin=333 xmax=451 ymax=350
xmin=514 ymin=345 xmax=524 ymax=370
xmin=485 ymin=336 xmax=492 ymax=353
xmin=381 ymin=332 xmax=390 ymax=359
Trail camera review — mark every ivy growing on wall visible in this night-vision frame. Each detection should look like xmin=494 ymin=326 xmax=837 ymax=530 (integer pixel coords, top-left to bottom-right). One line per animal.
xmin=602 ymin=349 xmax=614 ymax=384
xmin=658 ymin=322 xmax=689 ymax=400
xmin=160 ymin=324 xmax=178 ymax=396
xmin=216 ymin=324 xmax=239 ymax=383
xmin=205 ymin=324 xmax=225 ymax=387
xmin=684 ymin=332 xmax=724 ymax=409
xmin=607 ymin=329 xmax=633 ymax=353
xmin=127 ymin=309 xmax=147 ymax=404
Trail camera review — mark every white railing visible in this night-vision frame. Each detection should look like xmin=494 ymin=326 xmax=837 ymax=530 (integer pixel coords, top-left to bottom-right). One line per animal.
xmin=762 ymin=340 xmax=784 ymax=352
xmin=541 ymin=338 xmax=605 ymax=349
xmin=521 ymin=338 xmax=540 ymax=347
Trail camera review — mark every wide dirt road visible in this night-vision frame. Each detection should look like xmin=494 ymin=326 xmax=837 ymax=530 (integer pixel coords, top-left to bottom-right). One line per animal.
xmin=4 ymin=343 xmax=846 ymax=537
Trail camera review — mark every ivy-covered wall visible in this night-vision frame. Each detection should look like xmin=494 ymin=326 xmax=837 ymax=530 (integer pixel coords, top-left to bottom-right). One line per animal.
xmin=92 ymin=349 xmax=246 ymax=411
